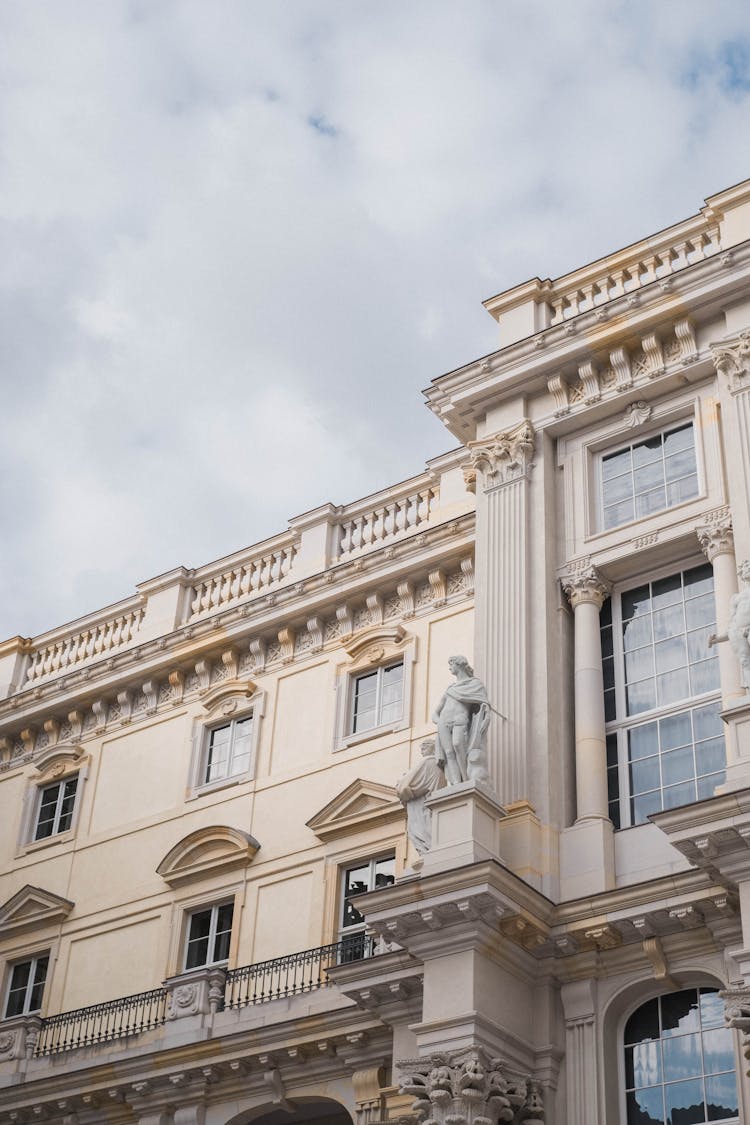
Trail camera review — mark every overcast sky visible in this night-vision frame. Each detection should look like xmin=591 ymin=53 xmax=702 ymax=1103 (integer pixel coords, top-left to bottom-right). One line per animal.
xmin=2 ymin=1 xmax=750 ymax=641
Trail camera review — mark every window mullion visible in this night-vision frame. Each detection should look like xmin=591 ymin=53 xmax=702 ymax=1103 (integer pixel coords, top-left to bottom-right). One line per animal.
xmin=22 ymin=960 xmax=35 ymax=1015
xmin=208 ymin=906 xmax=219 ymax=963
xmin=52 ymin=785 xmax=64 ymax=835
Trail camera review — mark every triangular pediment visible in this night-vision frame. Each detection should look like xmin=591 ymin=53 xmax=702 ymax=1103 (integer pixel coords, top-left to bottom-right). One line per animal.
xmin=157 ymin=826 xmax=260 ymax=888
xmin=306 ymin=779 xmax=404 ymax=842
xmin=0 ymin=885 xmax=74 ymax=936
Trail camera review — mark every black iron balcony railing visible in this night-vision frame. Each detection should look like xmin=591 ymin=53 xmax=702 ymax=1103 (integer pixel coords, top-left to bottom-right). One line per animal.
xmin=224 ymin=934 xmax=375 ymax=1009
xmin=35 ymin=986 xmax=168 ymax=1056
xmin=25 ymin=935 xmax=376 ymax=1057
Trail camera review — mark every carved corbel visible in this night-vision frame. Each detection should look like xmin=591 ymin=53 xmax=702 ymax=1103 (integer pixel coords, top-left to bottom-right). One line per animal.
xmin=168 ymin=670 xmax=185 ymax=705
xmin=142 ymin=681 xmax=159 ymax=715
xmin=262 ymin=1068 xmax=293 ymax=1113
xmin=117 ymin=690 xmax=132 ymax=724
xmin=91 ymin=700 xmax=108 ymax=732
xmin=20 ymin=728 xmax=36 ymax=756
xmin=642 ymin=936 xmax=679 ymax=990
xmin=67 ymin=710 xmax=84 ymax=740
xmin=0 ymin=736 xmax=12 ymax=764
xmin=248 ymin=639 xmax=267 ymax=673
xmin=674 ymin=318 xmax=698 ymax=362
xmin=221 ymin=649 xmax=238 ymax=680
xmin=578 ymin=359 xmax=601 ymax=402
xmin=306 ymin=618 xmax=324 ymax=653
xmin=610 ymin=347 xmax=632 ymax=391
xmin=43 ymin=719 xmax=60 ymax=749
xmin=460 ymin=557 xmax=475 ymax=595
xmin=641 ymin=332 xmax=665 ymax=376
xmin=278 ymin=628 xmax=295 ymax=664
xmin=366 ymin=594 xmax=383 ymax=626
xmin=195 ymin=660 xmax=211 ymax=691
xmin=336 ymin=604 xmax=354 ymax=637
xmin=547 ymin=374 xmax=570 ymax=416
xmin=396 ymin=582 xmax=415 ymax=618
xmin=697 ymin=514 xmax=734 ymax=562
xmin=428 ymin=569 xmax=447 ymax=607
xmin=711 ymin=331 xmax=750 ymax=385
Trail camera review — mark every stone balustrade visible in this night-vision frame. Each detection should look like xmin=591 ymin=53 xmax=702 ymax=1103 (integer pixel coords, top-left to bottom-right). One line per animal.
xmin=24 ymin=603 xmax=146 ymax=685
xmin=0 ymin=451 xmax=474 ymax=700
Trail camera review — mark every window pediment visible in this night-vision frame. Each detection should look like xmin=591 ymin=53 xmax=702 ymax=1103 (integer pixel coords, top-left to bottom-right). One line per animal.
xmin=157 ymin=826 xmax=260 ymax=887
xmin=33 ymin=744 xmax=85 ymax=782
xmin=200 ymin=678 xmax=259 ymax=718
xmin=0 ymin=884 xmax=74 ymax=936
xmin=342 ymin=624 xmax=406 ymax=664
xmin=306 ymin=779 xmax=404 ymax=842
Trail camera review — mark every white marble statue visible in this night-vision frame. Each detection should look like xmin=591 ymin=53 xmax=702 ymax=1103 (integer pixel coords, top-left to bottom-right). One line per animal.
xmin=729 ymin=560 xmax=750 ymax=689
xmin=431 ymin=655 xmax=491 ymax=785
xmin=396 ymin=739 xmax=445 ymax=854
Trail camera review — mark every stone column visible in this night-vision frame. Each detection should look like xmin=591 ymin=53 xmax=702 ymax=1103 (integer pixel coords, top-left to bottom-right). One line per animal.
xmin=697 ymin=514 xmax=743 ymax=704
xmin=466 ymin=421 xmax=535 ymax=804
xmin=559 ymin=567 xmax=614 ymax=896
xmin=561 ymin=568 xmax=610 ymax=822
xmin=712 ymin=331 xmax=750 ymax=562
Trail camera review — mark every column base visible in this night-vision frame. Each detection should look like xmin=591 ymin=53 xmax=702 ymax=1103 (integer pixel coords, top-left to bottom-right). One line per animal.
xmin=559 ymin=817 xmax=615 ymax=899
xmin=421 ymin=780 xmax=507 ymax=875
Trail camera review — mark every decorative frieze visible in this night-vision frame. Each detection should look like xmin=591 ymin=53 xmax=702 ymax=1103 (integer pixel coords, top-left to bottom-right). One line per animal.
xmin=467 ymin=422 xmax=535 ymax=492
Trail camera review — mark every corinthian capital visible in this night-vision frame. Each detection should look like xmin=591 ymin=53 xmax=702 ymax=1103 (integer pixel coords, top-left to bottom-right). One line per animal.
xmin=562 ymin=567 xmax=610 ymax=610
xmin=399 ymin=1047 xmax=544 ymax=1125
xmin=466 ymin=420 xmax=535 ymax=491
xmin=710 ymin=331 xmax=750 ymax=385
xmin=697 ymin=513 xmax=734 ymax=562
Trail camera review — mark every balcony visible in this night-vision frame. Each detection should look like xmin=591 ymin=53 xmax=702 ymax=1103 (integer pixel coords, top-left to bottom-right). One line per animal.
xmin=1 ymin=937 xmax=377 ymax=1064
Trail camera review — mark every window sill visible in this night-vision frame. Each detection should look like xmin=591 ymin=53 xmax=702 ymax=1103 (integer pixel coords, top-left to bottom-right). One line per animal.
xmin=584 ymin=490 xmax=708 ymax=544
xmin=187 ymin=773 xmax=254 ymax=802
xmin=18 ymin=830 xmax=75 ymax=857
xmin=335 ymin=719 xmax=409 ymax=752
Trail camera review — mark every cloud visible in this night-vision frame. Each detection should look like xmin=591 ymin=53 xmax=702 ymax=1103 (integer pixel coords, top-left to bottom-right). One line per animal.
xmin=2 ymin=0 xmax=750 ymax=638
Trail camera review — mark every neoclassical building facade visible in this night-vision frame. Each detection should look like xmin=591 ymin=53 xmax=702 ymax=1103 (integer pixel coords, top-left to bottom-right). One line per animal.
xmin=3 ymin=181 xmax=750 ymax=1124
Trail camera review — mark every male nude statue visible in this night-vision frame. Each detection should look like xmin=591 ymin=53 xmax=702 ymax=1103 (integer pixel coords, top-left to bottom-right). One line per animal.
xmin=431 ymin=655 xmax=491 ymax=785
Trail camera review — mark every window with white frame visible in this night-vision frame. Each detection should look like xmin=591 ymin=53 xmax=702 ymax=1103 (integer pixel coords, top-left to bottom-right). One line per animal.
xmin=184 ymin=902 xmax=234 ymax=970
xmin=350 ymin=661 xmax=404 ymax=734
xmin=201 ymin=715 xmax=254 ymax=785
xmin=623 ymin=987 xmax=738 ymax=1124
xmin=33 ymin=776 xmax=78 ymax=841
xmin=602 ymin=563 xmax=725 ymax=829
xmin=4 ymin=954 xmax=49 ymax=1018
xmin=339 ymin=855 xmax=395 ymax=960
xmin=599 ymin=422 xmax=699 ymax=531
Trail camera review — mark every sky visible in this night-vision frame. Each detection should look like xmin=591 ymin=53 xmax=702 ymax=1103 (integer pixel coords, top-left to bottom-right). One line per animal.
xmin=2 ymin=1 xmax=750 ymax=641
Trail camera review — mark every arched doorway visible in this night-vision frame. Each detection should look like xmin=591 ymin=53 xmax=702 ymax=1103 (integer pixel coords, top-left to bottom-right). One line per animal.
xmin=226 ymin=1097 xmax=354 ymax=1125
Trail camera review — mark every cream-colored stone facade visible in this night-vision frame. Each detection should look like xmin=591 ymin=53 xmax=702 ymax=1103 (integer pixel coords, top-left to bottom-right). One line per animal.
xmin=4 ymin=181 xmax=750 ymax=1124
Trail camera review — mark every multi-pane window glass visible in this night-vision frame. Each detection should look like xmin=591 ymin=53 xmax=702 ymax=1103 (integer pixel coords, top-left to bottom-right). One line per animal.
xmin=351 ymin=662 xmax=404 ymax=734
xmin=601 ymin=423 xmax=699 ymax=530
xmin=624 ymin=988 xmax=738 ymax=1124
xmin=4 ymin=955 xmax=49 ymax=1018
xmin=601 ymin=565 xmax=725 ymax=828
xmin=184 ymin=902 xmax=234 ymax=970
xmin=339 ymin=856 xmax=395 ymax=960
xmin=34 ymin=777 xmax=78 ymax=840
xmin=203 ymin=716 xmax=253 ymax=784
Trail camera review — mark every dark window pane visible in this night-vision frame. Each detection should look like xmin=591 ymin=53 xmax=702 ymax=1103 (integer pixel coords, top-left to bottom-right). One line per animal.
xmin=661 ymin=991 xmax=701 ymax=1038
xmin=630 ymin=723 xmax=659 ymax=760
xmin=600 ymin=598 xmax=612 ymax=628
xmin=625 ymin=997 xmax=660 ymax=1044
xmin=608 ymin=766 xmax=621 ymax=801
xmin=216 ymin=903 xmax=234 ymax=933
xmin=603 ymin=448 xmax=632 ymax=480
xmin=623 ymin=585 xmax=652 ymax=622
xmin=683 ymin=565 xmax=713 ymax=598
xmin=630 ymin=756 xmax=661 ymax=795
xmin=633 ymin=791 xmax=663 ymax=824
xmin=705 ymin=1072 xmax=739 ymax=1120
xmin=623 ymin=613 xmax=654 ymax=651
xmin=604 ymin=688 xmax=617 ymax=723
xmin=663 ymin=425 xmax=693 ymax=454
xmin=627 ymin=1087 xmax=665 ymax=1125
xmin=634 ymin=435 xmax=665 ymax=465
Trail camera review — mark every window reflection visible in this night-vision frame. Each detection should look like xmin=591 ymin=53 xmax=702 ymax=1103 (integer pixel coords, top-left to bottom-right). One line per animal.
xmin=624 ymin=989 xmax=738 ymax=1125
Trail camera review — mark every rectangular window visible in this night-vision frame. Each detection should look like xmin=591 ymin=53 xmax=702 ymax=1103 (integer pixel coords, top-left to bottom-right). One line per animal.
xmin=350 ymin=662 xmax=404 ymax=734
xmin=203 ymin=716 xmax=254 ymax=785
xmin=339 ymin=855 xmax=395 ymax=961
xmin=602 ymin=563 xmax=725 ymax=828
xmin=184 ymin=902 xmax=234 ymax=970
xmin=4 ymin=955 xmax=49 ymax=1018
xmin=34 ymin=777 xmax=78 ymax=841
xmin=600 ymin=422 xmax=699 ymax=530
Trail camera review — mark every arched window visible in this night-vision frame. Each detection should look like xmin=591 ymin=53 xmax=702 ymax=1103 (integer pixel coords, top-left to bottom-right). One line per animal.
xmin=624 ymin=987 xmax=739 ymax=1124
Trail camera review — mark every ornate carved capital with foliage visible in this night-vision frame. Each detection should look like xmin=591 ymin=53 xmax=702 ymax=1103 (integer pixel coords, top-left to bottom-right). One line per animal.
xmin=562 ymin=567 xmax=610 ymax=611
xmin=467 ymin=421 xmax=535 ymax=492
xmin=697 ymin=513 xmax=734 ymax=562
xmin=711 ymin=331 xmax=750 ymax=385
xmin=399 ymin=1046 xmax=545 ymax=1124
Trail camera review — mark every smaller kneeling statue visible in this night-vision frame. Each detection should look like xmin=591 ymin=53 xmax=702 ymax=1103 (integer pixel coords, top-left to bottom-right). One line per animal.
xmin=396 ymin=739 xmax=445 ymax=855
xmin=431 ymin=655 xmax=491 ymax=786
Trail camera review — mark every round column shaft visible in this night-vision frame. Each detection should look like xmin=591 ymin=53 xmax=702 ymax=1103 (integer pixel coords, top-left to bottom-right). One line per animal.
xmin=698 ymin=519 xmax=743 ymax=705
